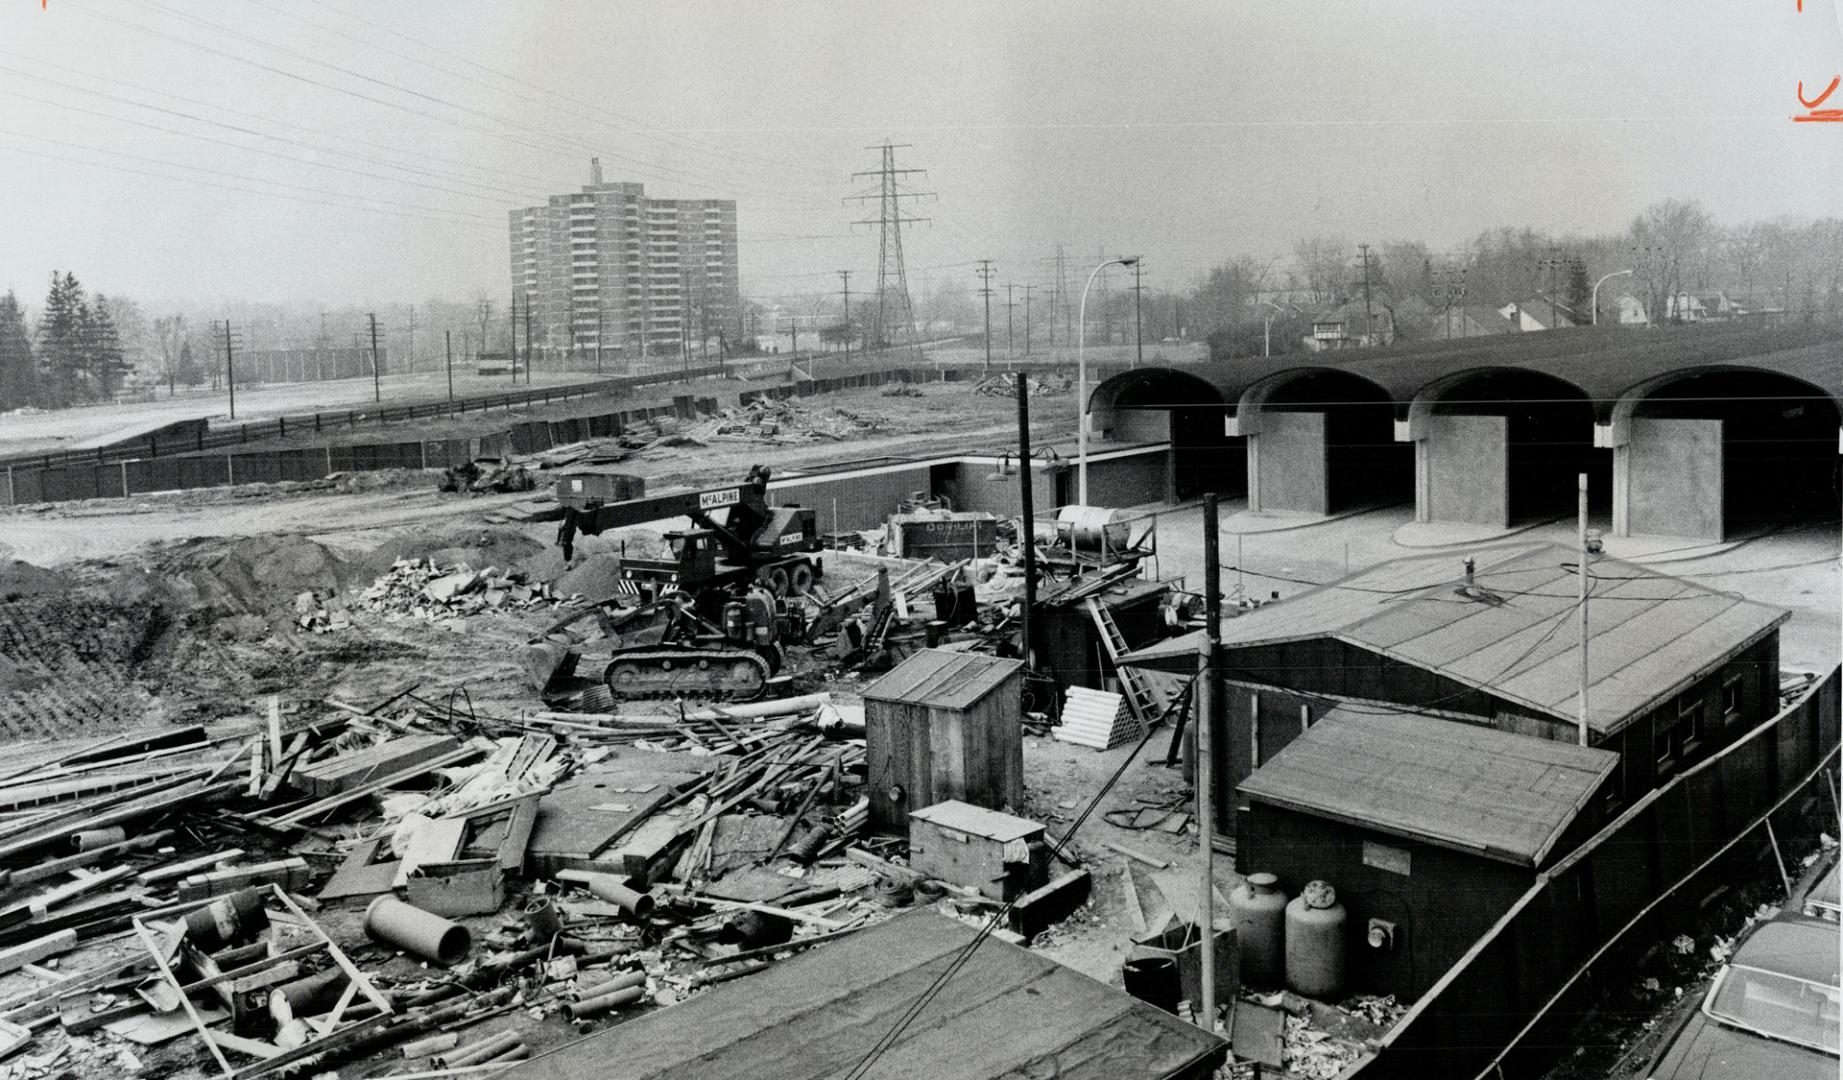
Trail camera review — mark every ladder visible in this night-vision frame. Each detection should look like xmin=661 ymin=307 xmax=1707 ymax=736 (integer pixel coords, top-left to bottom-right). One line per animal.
xmin=1085 ymin=597 xmax=1166 ymax=728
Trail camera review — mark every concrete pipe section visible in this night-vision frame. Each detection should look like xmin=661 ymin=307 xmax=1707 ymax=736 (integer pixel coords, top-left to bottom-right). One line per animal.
xmin=365 ymin=896 xmax=472 ymax=965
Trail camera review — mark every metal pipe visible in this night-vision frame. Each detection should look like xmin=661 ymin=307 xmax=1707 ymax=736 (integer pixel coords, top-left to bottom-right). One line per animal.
xmin=365 ymin=897 xmax=471 ymax=965
xmin=568 ymin=969 xmax=647 ymax=1001
xmin=482 ymin=1044 xmax=531 ymax=1065
xmin=432 ymin=1029 xmax=521 ymax=1069
xmin=558 ymin=871 xmax=655 ymax=918
xmin=1590 ymin=269 xmax=1633 ymax=325
xmin=1577 ymin=473 xmax=1590 ymax=746
xmin=399 ymin=1032 xmax=459 ymax=1059
xmin=71 ymin=827 xmax=126 ymax=851
xmin=563 ymin=984 xmax=644 ymax=1020
xmin=1017 ymin=364 xmax=1037 ymax=668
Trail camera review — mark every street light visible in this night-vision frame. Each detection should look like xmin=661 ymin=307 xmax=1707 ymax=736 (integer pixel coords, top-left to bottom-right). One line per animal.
xmin=1591 ymin=269 xmax=1634 ymax=326
xmin=1261 ymin=299 xmax=1285 ymax=358
xmin=1078 ymin=256 xmax=1138 ymax=506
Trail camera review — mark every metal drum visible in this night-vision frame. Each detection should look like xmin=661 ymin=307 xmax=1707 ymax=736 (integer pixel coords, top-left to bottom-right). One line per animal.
xmin=1055 ymin=505 xmax=1128 ymax=554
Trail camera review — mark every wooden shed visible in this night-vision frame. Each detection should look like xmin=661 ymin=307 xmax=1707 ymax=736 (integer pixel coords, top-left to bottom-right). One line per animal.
xmin=863 ymin=649 xmax=1025 ymax=830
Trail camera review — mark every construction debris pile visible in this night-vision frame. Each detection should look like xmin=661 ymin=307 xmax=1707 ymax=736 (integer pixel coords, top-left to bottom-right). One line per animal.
xmin=436 ymin=460 xmax=536 ymax=495
xmin=0 ymin=679 xmax=1094 ymax=1078
xmin=351 ymin=559 xmax=572 ymax=625
xmin=972 ymin=372 xmax=1072 ymax=397
xmin=687 ymin=398 xmax=884 ymax=444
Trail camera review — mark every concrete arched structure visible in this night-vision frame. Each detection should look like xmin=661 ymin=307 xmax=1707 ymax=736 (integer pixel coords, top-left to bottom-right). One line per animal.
xmin=1233 ymin=368 xmax=1407 ymax=514
xmin=1404 ymin=368 xmax=1600 ymax=526
xmin=1605 ymin=366 xmax=1843 ymax=539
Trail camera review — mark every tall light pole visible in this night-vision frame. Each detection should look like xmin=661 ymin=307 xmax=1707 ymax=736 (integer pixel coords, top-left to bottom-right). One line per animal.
xmin=1078 ymin=256 xmax=1138 ymax=506
xmin=1591 ymin=269 xmax=1634 ymax=326
xmin=1261 ymin=299 xmax=1284 ymax=358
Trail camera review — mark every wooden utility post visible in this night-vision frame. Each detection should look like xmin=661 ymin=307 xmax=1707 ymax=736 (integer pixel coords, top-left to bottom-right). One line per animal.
xmin=1577 ymin=473 xmax=1591 ymax=746
xmin=1016 ymin=373 xmax=1038 ymax=666
xmin=1198 ymin=493 xmax=1222 ymax=1028
xmin=444 ymin=330 xmax=454 ymax=401
xmin=367 ymin=312 xmax=381 ymax=403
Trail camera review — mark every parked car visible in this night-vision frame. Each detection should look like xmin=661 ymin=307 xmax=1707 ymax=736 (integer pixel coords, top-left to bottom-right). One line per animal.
xmin=1645 ymin=917 xmax=1839 ymax=1078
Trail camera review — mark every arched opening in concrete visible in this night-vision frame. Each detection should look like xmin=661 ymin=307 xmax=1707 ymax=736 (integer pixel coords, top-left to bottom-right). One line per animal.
xmin=1624 ymin=369 xmax=1840 ymax=537
xmin=1412 ymin=369 xmax=1601 ymax=527
xmin=1242 ymin=370 xmax=1407 ymax=514
xmin=1089 ymin=368 xmax=1237 ymax=502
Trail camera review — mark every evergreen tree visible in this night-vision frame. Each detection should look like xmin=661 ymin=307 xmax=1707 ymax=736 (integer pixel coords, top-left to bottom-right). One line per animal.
xmin=0 ymin=291 xmax=36 ymax=410
xmin=85 ymin=295 xmax=131 ymax=398
xmin=175 ymin=339 xmax=205 ymax=388
xmin=36 ymin=272 xmax=87 ymax=407
xmin=1565 ymin=258 xmax=1592 ymax=321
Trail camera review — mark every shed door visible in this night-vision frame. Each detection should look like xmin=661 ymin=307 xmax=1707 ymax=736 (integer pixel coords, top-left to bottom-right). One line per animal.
xmin=928 ymin=707 xmax=967 ymax=804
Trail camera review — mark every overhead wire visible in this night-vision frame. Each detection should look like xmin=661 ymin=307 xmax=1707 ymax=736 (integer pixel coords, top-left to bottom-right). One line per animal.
xmin=839 ymin=671 xmax=1203 ymax=1080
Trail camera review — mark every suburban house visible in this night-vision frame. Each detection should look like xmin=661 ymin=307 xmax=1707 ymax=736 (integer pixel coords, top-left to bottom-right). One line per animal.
xmin=1237 ymin=707 xmax=1619 ymax=997
xmin=1302 ymin=301 xmax=1396 ymax=350
xmin=1122 ymin=542 xmax=1790 ymax=826
xmin=1434 ymin=305 xmax=1518 ymax=338
xmin=1614 ymin=294 xmax=1649 ymax=325
xmin=1664 ymin=292 xmax=1707 ymax=322
xmin=1498 ymin=297 xmax=1581 ymax=331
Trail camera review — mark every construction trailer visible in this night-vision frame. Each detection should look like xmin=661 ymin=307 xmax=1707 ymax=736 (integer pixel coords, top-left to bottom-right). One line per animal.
xmin=863 ymin=649 xmax=1025 ymax=831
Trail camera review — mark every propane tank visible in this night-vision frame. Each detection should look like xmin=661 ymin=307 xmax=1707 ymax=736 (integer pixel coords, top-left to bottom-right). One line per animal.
xmin=1055 ymin=505 xmax=1129 ymax=554
xmin=1229 ymin=873 xmax=1289 ymax=987
xmin=722 ymin=601 xmax=746 ymax=641
xmin=1284 ymin=880 xmax=1347 ymax=998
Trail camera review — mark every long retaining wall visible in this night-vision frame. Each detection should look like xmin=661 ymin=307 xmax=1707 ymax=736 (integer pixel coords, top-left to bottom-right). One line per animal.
xmin=1343 ymin=666 xmax=1842 ymax=1079
xmin=0 ymin=365 xmax=1000 ymax=507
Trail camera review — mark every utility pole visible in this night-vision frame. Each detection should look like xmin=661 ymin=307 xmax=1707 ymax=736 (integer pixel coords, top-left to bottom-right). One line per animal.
xmin=1358 ymin=243 xmax=1375 ymax=345
xmin=1016 ymin=368 xmax=1038 ymax=670
xmin=1132 ymin=259 xmax=1145 ymax=368
xmin=595 ymin=306 xmax=604 ymax=375
xmin=1021 ymin=284 xmax=1036 ymax=357
xmin=976 ymin=260 xmax=996 ymax=372
xmin=508 ymin=294 xmax=517 ymax=385
xmin=838 ymin=269 xmax=852 ymax=365
xmin=1198 ymin=492 xmax=1222 ymax=1029
xmin=444 ymin=329 xmax=454 ymax=401
xmin=1434 ymin=267 xmax=1468 ymax=340
xmin=216 ymin=320 xmax=240 ymax=419
xmin=1004 ymin=284 xmax=1017 ymax=359
xmin=1539 ymin=244 xmax=1566 ymax=330
xmin=366 ymin=312 xmax=382 ymax=403
xmin=1577 ymin=473 xmax=1591 ymax=746
xmin=523 ymin=291 xmax=533 ymax=385
xmin=1055 ymin=245 xmax=1070 ymax=348
xmin=405 ymin=306 xmax=419 ymax=374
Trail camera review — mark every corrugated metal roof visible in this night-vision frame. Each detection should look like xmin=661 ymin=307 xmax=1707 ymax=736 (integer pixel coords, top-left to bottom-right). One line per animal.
xmin=503 ymin=908 xmax=1227 ymax=1080
xmin=862 ymin=649 xmax=1024 ymax=710
xmin=1122 ymin=543 xmax=1789 ymax=735
xmin=911 ymin=800 xmax=1043 ymax=843
xmin=1239 ymin=706 xmax=1619 ymax=866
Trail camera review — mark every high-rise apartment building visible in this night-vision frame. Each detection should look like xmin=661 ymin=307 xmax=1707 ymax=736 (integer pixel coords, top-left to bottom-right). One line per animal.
xmin=509 ymin=159 xmax=739 ymax=359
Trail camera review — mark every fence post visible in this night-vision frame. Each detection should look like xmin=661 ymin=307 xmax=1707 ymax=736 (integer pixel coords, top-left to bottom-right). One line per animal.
xmin=315 ymin=413 xmax=322 ymax=433
xmin=325 ymin=447 xmax=333 ymax=476
xmin=419 ymin=442 xmax=428 ymax=471
xmin=1763 ymin=818 xmax=1792 ymax=895
xmin=278 ymin=417 xmax=285 ymax=439
xmin=4 ymin=466 xmax=11 ymax=507
xmin=226 ymin=454 xmax=235 ymax=486
xmin=120 ymin=461 xmax=129 ymax=497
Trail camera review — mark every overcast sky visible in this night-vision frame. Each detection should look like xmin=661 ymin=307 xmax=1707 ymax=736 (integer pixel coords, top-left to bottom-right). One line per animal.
xmin=2 ymin=0 xmax=1840 ymax=312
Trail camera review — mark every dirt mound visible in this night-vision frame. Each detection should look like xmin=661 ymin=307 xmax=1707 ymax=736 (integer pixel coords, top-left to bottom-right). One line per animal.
xmin=0 ymin=559 xmax=69 ymax=600
xmin=143 ymin=535 xmax=355 ymax=617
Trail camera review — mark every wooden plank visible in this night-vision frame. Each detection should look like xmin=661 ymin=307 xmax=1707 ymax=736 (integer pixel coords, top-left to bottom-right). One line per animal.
xmin=1101 ymin=840 xmax=1168 ymax=869
xmin=291 ymin=735 xmax=461 ymax=799
xmin=132 ymin=917 xmax=235 ymax=1078
xmin=266 ymin=747 xmax=477 ymax=827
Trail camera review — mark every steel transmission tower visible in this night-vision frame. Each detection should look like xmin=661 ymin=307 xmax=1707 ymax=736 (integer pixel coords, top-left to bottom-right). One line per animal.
xmin=848 ymin=143 xmax=932 ymax=353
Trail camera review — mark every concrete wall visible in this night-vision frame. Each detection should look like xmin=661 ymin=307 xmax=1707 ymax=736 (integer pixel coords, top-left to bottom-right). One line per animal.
xmin=1427 ymin=414 xmax=1509 ymax=527
xmin=943 ymin=462 xmax=1060 ymax=520
xmin=1256 ymin=411 xmax=1328 ymax=514
xmin=1108 ymin=409 xmax=1170 ymax=443
xmin=1078 ymin=449 xmax=1169 ymax=510
xmin=769 ymin=465 xmax=934 ymax=533
xmin=1628 ymin=417 xmax=1723 ymax=540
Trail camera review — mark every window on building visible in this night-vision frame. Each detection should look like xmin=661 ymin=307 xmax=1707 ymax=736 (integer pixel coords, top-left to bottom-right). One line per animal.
xmin=1722 ymin=674 xmax=1745 ymax=725
xmin=1680 ymin=697 xmax=1706 ymax=756
xmin=1655 ymin=709 xmax=1683 ymax=776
